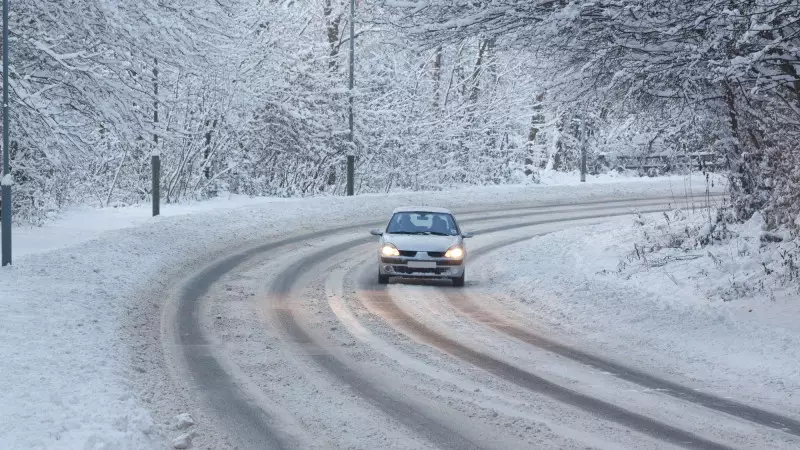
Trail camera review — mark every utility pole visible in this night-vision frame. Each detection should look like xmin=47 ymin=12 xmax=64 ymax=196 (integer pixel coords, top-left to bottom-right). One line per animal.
xmin=1 ymin=0 xmax=11 ymax=266
xmin=346 ymin=0 xmax=355 ymax=196
xmin=580 ymin=114 xmax=587 ymax=183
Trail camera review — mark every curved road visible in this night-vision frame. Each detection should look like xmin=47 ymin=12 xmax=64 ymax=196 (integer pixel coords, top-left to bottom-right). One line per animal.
xmin=162 ymin=195 xmax=800 ymax=449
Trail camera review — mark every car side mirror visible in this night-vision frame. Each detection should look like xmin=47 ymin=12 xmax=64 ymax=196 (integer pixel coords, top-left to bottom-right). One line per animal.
xmin=370 ymin=228 xmax=384 ymax=236
xmin=462 ymin=232 xmax=474 ymax=239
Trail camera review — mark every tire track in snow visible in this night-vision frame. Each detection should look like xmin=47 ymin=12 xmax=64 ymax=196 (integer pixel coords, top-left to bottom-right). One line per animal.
xmin=168 ymin=196 xmax=713 ymax=448
xmin=267 ymin=202 xmax=728 ymax=449
xmin=356 ymin=269 xmax=729 ymax=450
xmin=267 ymin=239 xmax=484 ymax=450
xmin=174 ymin=249 xmax=293 ymax=449
xmin=443 ymin=238 xmax=800 ymax=439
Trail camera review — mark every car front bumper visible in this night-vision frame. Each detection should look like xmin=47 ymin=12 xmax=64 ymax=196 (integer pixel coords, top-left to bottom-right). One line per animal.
xmin=378 ymin=257 xmax=465 ymax=278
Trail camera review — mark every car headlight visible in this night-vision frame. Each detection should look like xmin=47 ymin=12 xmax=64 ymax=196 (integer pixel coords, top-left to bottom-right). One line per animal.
xmin=444 ymin=246 xmax=464 ymax=259
xmin=381 ymin=243 xmax=400 ymax=257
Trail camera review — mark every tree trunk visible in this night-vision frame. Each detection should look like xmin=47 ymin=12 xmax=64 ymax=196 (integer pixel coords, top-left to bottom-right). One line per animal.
xmin=486 ymin=38 xmax=496 ymax=86
xmin=724 ymin=80 xmax=761 ymax=220
xmin=204 ymin=118 xmax=218 ymax=179
xmin=324 ymin=0 xmax=342 ymax=71
xmin=432 ymin=46 xmax=442 ymax=111
xmin=469 ymin=40 xmax=489 ymax=105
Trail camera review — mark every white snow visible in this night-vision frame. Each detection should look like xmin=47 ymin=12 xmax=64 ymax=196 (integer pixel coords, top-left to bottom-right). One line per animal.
xmin=171 ymin=432 xmax=193 ymax=449
xmin=1 ymin=173 xmax=12 ymax=186
xmin=173 ymin=413 xmax=195 ymax=430
xmin=477 ymin=207 xmax=800 ymax=414
xmin=0 ymin=173 xmax=724 ymax=448
xmin=7 ymin=172 xmax=724 ymax=259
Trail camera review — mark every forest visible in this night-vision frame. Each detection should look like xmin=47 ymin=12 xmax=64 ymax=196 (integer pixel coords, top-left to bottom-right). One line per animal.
xmin=4 ymin=0 xmax=799 ymax=232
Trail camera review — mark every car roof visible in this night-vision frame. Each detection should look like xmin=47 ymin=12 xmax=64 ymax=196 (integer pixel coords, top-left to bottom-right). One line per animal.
xmin=391 ymin=206 xmax=453 ymax=215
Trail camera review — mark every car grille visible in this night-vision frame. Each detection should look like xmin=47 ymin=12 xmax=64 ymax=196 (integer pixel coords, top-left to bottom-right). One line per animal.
xmin=394 ymin=266 xmax=446 ymax=275
xmin=381 ymin=257 xmax=404 ymax=264
xmin=396 ymin=250 xmax=445 ymax=257
xmin=437 ymin=260 xmax=462 ymax=266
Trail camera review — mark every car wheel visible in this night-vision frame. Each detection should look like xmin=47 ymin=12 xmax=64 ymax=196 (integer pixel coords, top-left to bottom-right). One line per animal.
xmin=451 ymin=273 xmax=465 ymax=287
xmin=378 ymin=272 xmax=390 ymax=284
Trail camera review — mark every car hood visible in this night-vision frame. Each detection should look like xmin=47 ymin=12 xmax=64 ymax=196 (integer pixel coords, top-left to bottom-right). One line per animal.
xmin=384 ymin=234 xmax=460 ymax=252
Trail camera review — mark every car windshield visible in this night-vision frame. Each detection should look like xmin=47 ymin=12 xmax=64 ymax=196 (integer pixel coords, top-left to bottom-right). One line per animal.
xmin=386 ymin=212 xmax=459 ymax=236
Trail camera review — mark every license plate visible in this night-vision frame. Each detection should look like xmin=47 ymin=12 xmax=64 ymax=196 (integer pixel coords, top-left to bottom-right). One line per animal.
xmin=407 ymin=261 xmax=437 ymax=269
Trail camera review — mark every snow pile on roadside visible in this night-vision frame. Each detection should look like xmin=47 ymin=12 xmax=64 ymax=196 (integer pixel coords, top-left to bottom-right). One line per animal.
xmin=0 ymin=262 xmax=159 ymax=448
xmin=7 ymin=173 xmax=723 ymax=259
xmin=622 ymin=208 xmax=799 ymax=303
xmin=480 ymin=207 xmax=800 ymax=413
xmin=0 ymin=175 xmax=721 ymax=448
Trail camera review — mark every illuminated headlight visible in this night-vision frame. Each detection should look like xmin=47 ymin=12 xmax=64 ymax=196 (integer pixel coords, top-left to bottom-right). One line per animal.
xmin=444 ymin=246 xmax=464 ymax=259
xmin=381 ymin=244 xmax=400 ymax=257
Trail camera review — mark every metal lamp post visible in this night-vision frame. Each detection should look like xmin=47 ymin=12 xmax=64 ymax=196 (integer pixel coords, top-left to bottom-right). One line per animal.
xmin=345 ymin=0 xmax=355 ymax=196
xmin=1 ymin=0 xmax=11 ymax=266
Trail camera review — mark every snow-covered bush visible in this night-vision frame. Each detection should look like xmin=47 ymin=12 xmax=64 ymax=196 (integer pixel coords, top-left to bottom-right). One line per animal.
xmin=622 ymin=206 xmax=800 ymax=301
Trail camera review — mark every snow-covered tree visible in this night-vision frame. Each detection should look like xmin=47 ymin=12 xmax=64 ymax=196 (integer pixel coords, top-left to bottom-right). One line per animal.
xmin=383 ymin=0 xmax=800 ymax=230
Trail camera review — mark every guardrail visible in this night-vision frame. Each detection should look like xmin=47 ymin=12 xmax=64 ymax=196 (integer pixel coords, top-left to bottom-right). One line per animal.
xmin=599 ymin=153 xmax=724 ymax=173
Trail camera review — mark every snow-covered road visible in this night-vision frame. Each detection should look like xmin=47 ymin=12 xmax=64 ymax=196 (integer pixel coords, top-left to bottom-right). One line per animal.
xmin=8 ymin=175 xmax=800 ymax=449
xmin=155 ymin=194 xmax=800 ymax=449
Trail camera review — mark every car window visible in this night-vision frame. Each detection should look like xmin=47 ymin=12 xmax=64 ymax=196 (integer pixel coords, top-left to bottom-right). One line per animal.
xmin=387 ymin=212 xmax=459 ymax=235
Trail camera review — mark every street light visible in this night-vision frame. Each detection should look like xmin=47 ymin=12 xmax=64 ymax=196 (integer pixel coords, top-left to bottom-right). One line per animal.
xmin=346 ymin=0 xmax=355 ymax=196
xmin=1 ymin=0 xmax=11 ymax=266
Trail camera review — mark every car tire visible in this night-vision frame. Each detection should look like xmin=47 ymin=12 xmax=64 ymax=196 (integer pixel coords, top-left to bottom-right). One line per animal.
xmin=378 ymin=272 xmax=390 ymax=285
xmin=451 ymin=273 xmax=465 ymax=287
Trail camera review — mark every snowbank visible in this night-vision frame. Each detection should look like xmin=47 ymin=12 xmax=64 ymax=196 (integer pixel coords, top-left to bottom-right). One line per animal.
xmin=0 ymin=174 xmax=722 ymax=448
xmin=479 ymin=207 xmax=800 ymax=415
xmin=7 ymin=172 xmax=723 ymax=259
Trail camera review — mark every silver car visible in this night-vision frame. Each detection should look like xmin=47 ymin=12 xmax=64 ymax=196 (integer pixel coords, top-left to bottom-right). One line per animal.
xmin=370 ymin=207 xmax=474 ymax=287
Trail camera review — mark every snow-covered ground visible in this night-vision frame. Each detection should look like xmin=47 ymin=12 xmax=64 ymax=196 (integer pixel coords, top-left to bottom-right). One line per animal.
xmin=477 ymin=207 xmax=800 ymax=416
xmin=0 ymin=174 xmax=726 ymax=448
xmin=7 ymin=171 xmax=715 ymax=259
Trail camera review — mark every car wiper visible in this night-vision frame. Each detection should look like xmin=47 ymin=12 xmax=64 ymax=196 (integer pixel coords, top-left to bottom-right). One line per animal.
xmin=426 ymin=232 xmax=451 ymax=236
